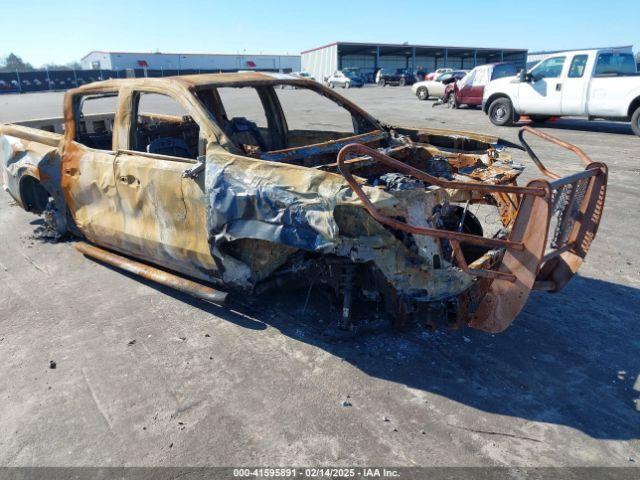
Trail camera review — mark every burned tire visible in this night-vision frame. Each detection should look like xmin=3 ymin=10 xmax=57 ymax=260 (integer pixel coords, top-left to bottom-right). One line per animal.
xmin=446 ymin=94 xmax=457 ymax=109
xmin=19 ymin=176 xmax=50 ymax=213
xmin=488 ymin=97 xmax=515 ymax=126
xmin=416 ymin=87 xmax=429 ymax=100
xmin=631 ymin=106 xmax=640 ymax=137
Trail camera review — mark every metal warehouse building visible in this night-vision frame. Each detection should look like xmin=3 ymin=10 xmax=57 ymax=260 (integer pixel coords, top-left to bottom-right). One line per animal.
xmin=81 ymin=51 xmax=301 ymax=73
xmin=301 ymin=42 xmax=528 ymax=82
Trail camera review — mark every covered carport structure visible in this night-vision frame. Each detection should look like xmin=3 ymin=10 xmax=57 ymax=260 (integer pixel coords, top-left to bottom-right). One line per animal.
xmin=301 ymin=42 xmax=527 ymax=83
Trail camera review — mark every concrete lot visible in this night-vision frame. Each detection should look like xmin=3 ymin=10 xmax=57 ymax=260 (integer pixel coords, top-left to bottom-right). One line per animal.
xmin=0 ymin=86 xmax=638 ymax=467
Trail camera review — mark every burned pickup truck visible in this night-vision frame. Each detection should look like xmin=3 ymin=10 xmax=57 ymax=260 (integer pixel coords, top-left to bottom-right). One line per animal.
xmin=1 ymin=73 xmax=607 ymax=334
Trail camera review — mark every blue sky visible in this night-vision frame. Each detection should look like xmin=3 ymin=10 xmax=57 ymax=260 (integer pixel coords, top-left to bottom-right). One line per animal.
xmin=0 ymin=0 xmax=637 ymax=66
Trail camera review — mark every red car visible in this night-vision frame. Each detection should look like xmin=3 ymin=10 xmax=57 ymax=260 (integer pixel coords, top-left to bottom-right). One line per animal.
xmin=443 ymin=63 xmax=518 ymax=108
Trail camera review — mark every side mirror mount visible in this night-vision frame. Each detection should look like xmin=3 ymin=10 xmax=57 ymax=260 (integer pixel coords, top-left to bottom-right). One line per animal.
xmin=520 ymin=70 xmax=536 ymax=83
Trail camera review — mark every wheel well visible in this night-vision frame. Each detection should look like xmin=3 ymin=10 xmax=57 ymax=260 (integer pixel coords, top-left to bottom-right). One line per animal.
xmin=484 ymin=94 xmax=510 ymax=114
xmin=19 ymin=175 xmax=50 ymax=213
xmin=628 ymin=96 xmax=640 ymax=118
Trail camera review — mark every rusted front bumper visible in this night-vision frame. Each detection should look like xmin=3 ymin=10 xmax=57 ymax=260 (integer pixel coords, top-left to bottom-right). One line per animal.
xmin=338 ymin=127 xmax=608 ymax=333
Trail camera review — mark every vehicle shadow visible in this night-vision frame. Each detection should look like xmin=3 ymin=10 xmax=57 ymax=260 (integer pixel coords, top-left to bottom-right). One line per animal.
xmin=520 ymin=118 xmax=635 ymax=135
xmin=103 ymin=263 xmax=640 ymax=441
xmin=86 ymin=258 xmax=268 ymax=331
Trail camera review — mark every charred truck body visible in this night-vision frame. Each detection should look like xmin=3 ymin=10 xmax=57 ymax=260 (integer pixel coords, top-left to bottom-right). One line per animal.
xmin=1 ymin=73 xmax=607 ymax=334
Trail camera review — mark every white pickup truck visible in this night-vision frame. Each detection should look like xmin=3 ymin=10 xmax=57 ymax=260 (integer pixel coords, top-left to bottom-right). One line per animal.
xmin=483 ymin=48 xmax=640 ymax=136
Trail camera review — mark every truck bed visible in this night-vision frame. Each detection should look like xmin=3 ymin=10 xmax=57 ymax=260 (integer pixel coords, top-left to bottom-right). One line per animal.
xmin=4 ymin=112 xmax=115 ymax=136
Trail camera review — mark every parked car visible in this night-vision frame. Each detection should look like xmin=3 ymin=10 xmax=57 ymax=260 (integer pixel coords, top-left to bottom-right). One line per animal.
xmin=443 ymin=63 xmax=518 ymax=108
xmin=425 ymin=68 xmax=453 ymax=81
xmin=482 ymin=47 xmax=640 ymax=135
xmin=361 ymin=71 xmax=375 ymax=84
xmin=377 ymin=69 xmax=416 ymax=87
xmin=412 ymin=70 xmax=467 ymax=100
xmin=280 ymin=71 xmax=316 ymax=89
xmin=0 ymin=73 xmax=608 ymax=334
xmin=415 ymin=69 xmax=428 ymax=81
xmin=342 ymin=67 xmax=364 ymax=79
xmin=293 ymin=71 xmax=315 ymax=81
xmin=327 ymin=70 xmax=364 ymax=88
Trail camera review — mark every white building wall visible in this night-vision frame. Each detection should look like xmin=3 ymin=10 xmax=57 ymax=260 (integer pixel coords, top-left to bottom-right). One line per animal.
xmin=80 ymin=52 xmax=113 ymax=70
xmin=81 ymin=51 xmax=300 ymax=72
xmin=301 ymin=45 xmax=338 ymax=83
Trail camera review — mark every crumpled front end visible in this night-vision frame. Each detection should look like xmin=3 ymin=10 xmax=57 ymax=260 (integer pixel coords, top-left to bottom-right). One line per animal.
xmin=203 ymin=137 xmax=525 ymax=331
xmin=202 ymin=126 xmax=607 ymax=334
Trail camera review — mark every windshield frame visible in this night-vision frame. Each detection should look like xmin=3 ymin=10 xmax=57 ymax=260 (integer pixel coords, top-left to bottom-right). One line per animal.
xmin=192 ymin=80 xmax=383 ymax=154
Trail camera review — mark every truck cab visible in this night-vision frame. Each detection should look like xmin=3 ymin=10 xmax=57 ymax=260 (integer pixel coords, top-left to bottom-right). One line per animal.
xmin=483 ymin=47 xmax=640 ymax=135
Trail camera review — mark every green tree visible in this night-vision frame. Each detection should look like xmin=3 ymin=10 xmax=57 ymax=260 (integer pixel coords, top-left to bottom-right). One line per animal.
xmin=0 ymin=53 xmax=33 ymax=72
xmin=41 ymin=61 xmax=82 ymax=71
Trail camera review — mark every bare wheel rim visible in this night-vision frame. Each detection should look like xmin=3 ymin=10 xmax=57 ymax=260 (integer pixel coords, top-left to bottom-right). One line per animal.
xmin=492 ymin=104 xmax=508 ymax=122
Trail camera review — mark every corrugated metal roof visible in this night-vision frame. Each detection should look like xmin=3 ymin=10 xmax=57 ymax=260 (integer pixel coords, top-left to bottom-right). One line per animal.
xmin=301 ymin=41 xmax=527 ymax=55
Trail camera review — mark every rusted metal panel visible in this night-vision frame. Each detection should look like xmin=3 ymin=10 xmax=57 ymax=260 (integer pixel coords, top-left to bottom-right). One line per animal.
xmin=108 ymin=151 xmax=217 ymax=281
xmin=468 ymin=179 xmax=552 ymax=332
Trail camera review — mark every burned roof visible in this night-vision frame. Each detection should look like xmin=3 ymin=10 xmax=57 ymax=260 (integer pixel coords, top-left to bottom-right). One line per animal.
xmin=69 ymin=72 xmax=306 ymax=93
